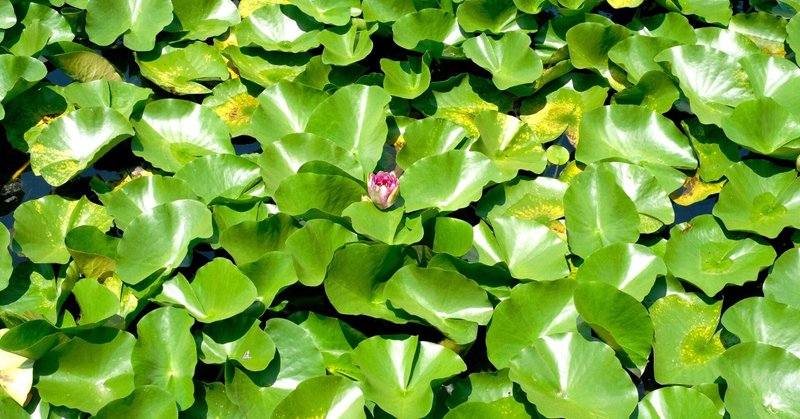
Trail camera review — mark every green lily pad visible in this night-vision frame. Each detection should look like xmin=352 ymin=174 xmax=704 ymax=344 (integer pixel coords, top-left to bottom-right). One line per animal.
xmin=463 ymin=32 xmax=543 ymax=90
xmin=65 ymin=225 xmax=117 ymax=279
xmin=136 ymin=42 xmax=230 ymax=95
xmin=577 ymin=104 xmax=696 ymax=169
xmin=272 ymin=375 xmax=365 ymax=419
xmin=722 ymin=297 xmax=800 ymax=357
xmin=477 ymin=177 xmax=567 ymax=225
xmin=655 ymin=45 xmax=753 ymax=125
xmin=290 ymin=0 xmax=356 ymax=26
xmin=133 ymin=99 xmax=233 ymax=173
xmin=681 ymin=118 xmax=740 ymax=182
xmin=508 ymin=333 xmax=638 ymax=419
xmin=284 ymin=219 xmax=357 ymax=286
xmin=574 ymin=281 xmax=653 ymax=369
xmin=637 ymin=386 xmax=720 ymax=419
xmin=714 ymin=160 xmax=800 ymax=238
xmin=94 ymin=386 xmax=177 ymax=419
xmin=520 ymin=74 xmax=608 ymax=143
xmin=199 ymin=315 xmax=276 ymax=371
xmin=319 ymin=25 xmax=375 ymax=66
xmin=342 ymin=202 xmax=425 ymax=245
xmin=655 ymin=0 xmax=731 ymax=24
xmin=351 ymin=335 xmax=466 ymax=419
xmin=563 ymin=166 xmax=640 ymax=258
xmin=576 ymin=243 xmax=666 ymax=301
xmin=720 ymin=97 xmax=800 ymax=158
xmin=694 ymin=27 xmax=761 ymax=59
xmin=29 ymin=107 xmax=133 ymax=187
xmin=235 ymin=4 xmax=322 ymax=53
xmin=486 ymin=280 xmax=579 ymax=368
xmin=432 ymin=217 xmax=473 ymax=257
xmin=324 ymin=243 xmax=411 ymax=324
xmin=401 ymin=150 xmax=503 ymax=212
xmin=395 ymin=117 xmax=467 ymax=169
xmin=238 ymin=251 xmax=299 ymax=307
xmin=273 ymin=172 xmax=364 ymax=217
xmin=99 ymin=175 xmax=198 ymax=230
xmin=258 ymin=133 xmax=363 ymax=194
xmin=219 ymin=214 xmax=298 ymax=265
xmin=222 ymin=46 xmax=310 ymax=88
xmin=0 ymin=55 xmax=47 ymax=119
xmin=305 ymin=84 xmax=391 ymax=174
xmin=225 ymin=318 xmax=326 ymax=418
xmin=62 ymin=80 xmax=152 ymax=119
xmin=470 ymin=110 xmax=546 ymax=181
xmin=250 ymin=80 xmax=329 ymax=145
xmin=156 ymin=258 xmax=257 ymax=323
xmin=425 ymin=76 xmax=502 ymax=138
xmin=0 ymin=224 xmax=12 ymax=291
xmin=289 ymin=311 xmax=366 ymax=373
xmin=202 ymin=79 xmax=259 ymax=137
xmin=0 ymin=264 xmax=59 ymax=325
xmin=132 ymin=307 xmax=196 ymax=410
xmin=380 ymin=56 xmax=431 ymax=99
xmin=489 ymin=216 xmax=569 ymax=281
xmin=36 ymin=332 xmax=136 ymax=415
xmin=608 ymin=35 xmax=679 ymax=83
xmin=457 ymin=0 xmax=535 ymax=34
xmin=566 ymin=22 xmax=630 ymax=82
xmin=47 ymin=47 xmax=123 ymax=83
xmin=85 ymin=0 xmax=173 ymax=51
xmin=362 ymin=0 xmax=415 ymax=22
xmin=174 ymin=154 xmax=266 ymax=204
xmin=184 ymin=382 xmax=244 ymax=419
xmin=763 ymin=248 xmax=800 ymax=310
xmin=612 ymin=70 xmax=680 ymax=113
xmin=739 ymin=53 xmax=800 ymax=112
xmin=392 ymin=9 xmax=465 ymax=56
xmin=71 ymin=278 xmax=119 ymax=325
xmin=719 ymin=342 xmax=800 ymax=418
xmin=116 ymin=199 xmax=213 ymax=285
xmin=13 ymin=195 xmax=113 ymax=264
xmin=649 ymin=293 xmax=725 ymax=385
xmin=385 ymin=265 xmax=493 ymax=344
xmin=168 ymin=0 xmax=240 ymax=40
xmin=664 ymin=214 xmax=776 ymax=296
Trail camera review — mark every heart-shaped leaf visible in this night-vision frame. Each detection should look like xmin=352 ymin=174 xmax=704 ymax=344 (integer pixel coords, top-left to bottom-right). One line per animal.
xmin=395 ymin=117 xmax=467 ymax=169
xmin=763 ymin=248 xmax=800 ymax=310
xmin=381 ymin=56 xmax=431 ymax=99
xmin=174 ymin=154 xmax=266 ymax=204
xmin=94 ymin=386 xmax=178 ymax=419
xmin=637 ymin=386 xmax=720 ymax=419
xmin=463 ymin=32 xmax=543 ymax=90
xmin=199 ymin=315 xmax=276 ymax=371
xmin=99 ymin=175 xmax=198 ymax=230
xmin=722 ymin=297 xmax=800 ymax=357
xmin=235 ymin=4 xmax=322 ymax=53
xmin=168 ymin=0 xmax=240 ymax=40
xmin=85 ymin=0 xmax=173 ymax=51
xmin=576 ymin=243 xmax=666 ymax=301
xmin=272 ymin=375 xmax=366 ymax=419
xmin=470 ymin=110 xmax=546 ymax=181
xmin=284 ymin=219 xmax=357 ymax=286
xmin=136 ymin=43 xmax=229 ymax=95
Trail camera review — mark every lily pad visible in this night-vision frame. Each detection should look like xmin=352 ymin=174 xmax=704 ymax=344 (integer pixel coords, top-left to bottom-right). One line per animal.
xmin=489 ymin=216 xmax=569 ymax=281
xmin=62 ymin=80 xmax=152 ymax=119
xmin=324 ymin=243 xmax=411 ymax=324
xmin=477 ymin=177 xmax=567 ymax=224
xmin=574 ymin=281 xmax=653 ymax=369
xmin=132 ymin=307 xmax=196 ymax=410
xmin=563 ymin=166 xmax=640 ymax=258
xmin=576 ymin=243 xmax=666 ymax=301
xmin=99 ymin=175 xmax=197 ymax=230
xmin=169 ymin=0 xmax=240 ymax=40
xmin=249 ymin=80 xmax=329 ymax=145
xmin=577 ymin=104 xmax=697 ymax=169
xmin=272 ymin=375 xmax=365 ymax=419
xmin=380 ymin=56 xmax=431 ymax=99
xmin=713 ymin=160 xmax=800 ymax=238
xmin=273 ymin=172 xmax=364 ymax=217
xmin=392 ymin=9 xmax=465 ymax=56
xmin=649 ymin=293 xmax=725 ymax=385
xmin=722 ymin=297 xmax=800 ymax=357
xmin=681 ymin=118 xmax=740 ymax=182
xmin=470 ymin=110 xmax=546 ymax=181
xmin=71 ymin=278 xmax=119 ymax=325
xmin=36 ymin=332 xmax=136 ymax=415
xmin=116 ymin=199 xmax=213 ymax=285
xmin=136 ymin=42 xmax=230 ymax=95
xmin=0 ymin=55 xmax=47 ymax=119
xmin=385 ymin=265 xmax=493 ymax=344
xmin=133 ymin=99 xmax=233 ymax=173
xmin=637 ymin=386 xmax=720 ymax=419
xmin=199 ymin=315 xmax=276 ymax=371
xmin=235 ymin=4 xmax=322 ymax=53
xmin=763 ymin=248 xmax=800 ymax=310
xmin=284 ymin=219 xmax=357 ymax=286
xmin=486 ymin=280 xmax=579 ymax=368
xmin=305 ymin=84 xmax=391 ymax=174
xmin=508 ymin=333 xmax=638 ymax=419
xmin=13 ymin=195 xmax=113 ymax=264
xmin=202 ymin=79 xmax=259 ymax=138
xmin=219 ymin=214 xmax=298 ymax=265
xmin=85 ymin=0 xmax=172 ymax=51
xmin=395 ymin=117 xmax=467 ymax=169
xmin=174 ymin=154 xmax=266 ymax=204
xmin=720 ymin=97 xmax=800 ymax=158
xmin=719 ymin=342 xmax=800 ymax=418
xmin=664 ymin=214 xmax=776 ymax=296
xmin=401 ymin=150 xmax=503 ymax=212
xmin=351 ymin=335 xmax=466 ymax=419
xmin=94 ymin=386 xmax=178 ymax=419
xmin=29 ymin=107 xmax=133 ymax=187
xmin=156 ymin=258 xmax=257 ymax=323
xmin=319 ymin=25 xmax=375 ymax=67
xmin=463 ymin=32 xmax=543 ymax=90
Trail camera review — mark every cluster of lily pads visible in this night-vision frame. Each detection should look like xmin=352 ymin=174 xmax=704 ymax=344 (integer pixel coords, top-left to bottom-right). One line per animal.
xmin=1 ymin=0 xmax=800 ymax=417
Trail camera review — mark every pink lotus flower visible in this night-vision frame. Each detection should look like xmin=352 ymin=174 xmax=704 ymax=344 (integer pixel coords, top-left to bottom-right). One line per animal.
xmin=368 ymin=171 xmax=400 ymax=209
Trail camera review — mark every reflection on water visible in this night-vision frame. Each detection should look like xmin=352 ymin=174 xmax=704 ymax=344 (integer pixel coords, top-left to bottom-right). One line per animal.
xmin=1 ymin=171 xmax=52 ymax=232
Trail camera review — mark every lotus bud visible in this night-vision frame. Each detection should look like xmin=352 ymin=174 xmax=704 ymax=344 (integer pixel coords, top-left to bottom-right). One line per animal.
xmin=368 ymin=171 xmax=400 ymax=209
